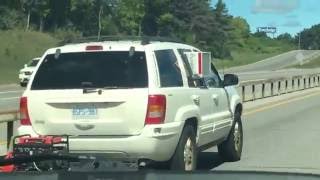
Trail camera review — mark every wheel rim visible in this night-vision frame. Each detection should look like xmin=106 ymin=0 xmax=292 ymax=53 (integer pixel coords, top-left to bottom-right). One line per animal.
xmin=183 ymin=137 xmax=194 ymax=171
xmin=233 ymin=122 xmax=241 ymax=152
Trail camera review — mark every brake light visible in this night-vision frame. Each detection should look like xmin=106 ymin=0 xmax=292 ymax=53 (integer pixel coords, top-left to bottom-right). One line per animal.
xmin=145 ymin=95 xmax=166 ymax=125
xmin=198 ymin=52 xmax=202 ymax=75
xmin=85 ymin=45 xmax=103 ymax=51
xmin=20 ymin=97 xmax=31 ymax=126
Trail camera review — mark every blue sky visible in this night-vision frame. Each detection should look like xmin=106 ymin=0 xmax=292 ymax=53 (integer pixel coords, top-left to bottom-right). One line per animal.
xmin=211 ymin=0 xmax=320 ymax=37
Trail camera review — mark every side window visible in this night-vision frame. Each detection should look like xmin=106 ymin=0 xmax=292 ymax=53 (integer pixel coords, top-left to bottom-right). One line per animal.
xmin=177 ymin=49 xmax=196 ymax=87
xmin=207 ymin=64 xmax=222 ymax=88
xmin=155 ymin=49 xmax=183 ymax=87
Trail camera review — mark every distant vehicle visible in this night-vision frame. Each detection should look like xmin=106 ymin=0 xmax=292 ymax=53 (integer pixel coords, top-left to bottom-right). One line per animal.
xmin=16 ymin=38 xmax=243 ymax=171
xmin=18 ymin=57 xmax=40 ymax=87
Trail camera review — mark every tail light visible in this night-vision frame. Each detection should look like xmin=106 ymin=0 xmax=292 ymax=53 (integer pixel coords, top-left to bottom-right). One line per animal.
xmin=20 ymin=97 xmax=31 ymax=126
xmin=145 ymin=95 xmax=166 ymax=125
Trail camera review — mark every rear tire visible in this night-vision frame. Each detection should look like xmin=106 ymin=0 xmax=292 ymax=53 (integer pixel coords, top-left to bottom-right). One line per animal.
xmin=170 ymin=125 xmax=197 ymax=171
xmin=218 ymin=112 xmax=243 ymax=162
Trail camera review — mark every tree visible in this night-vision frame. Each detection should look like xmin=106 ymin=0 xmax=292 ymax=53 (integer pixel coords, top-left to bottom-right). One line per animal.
xmin=253 ymin=31 xmax=268 ymax=38
xmin=296 ymin=24 xmax=320 ymax=50
xmin=21 ymin=0 xmax=35 ymax=31
xmin=47 ymin=0 xmax=71 ymax=31
xmin=0 ymin=0 xmax=21 ymax=9
xmin=0 ymin=6 xmax=23 ymax=30
xmin=118 ymin=0 xmax=145 ymax=35
xmin=34 ymin=0 xmax=50 ymax=32
xmin=211 ymin=0 xmax=232 ymax=58
xmin=277 ymin=33 xmax=294 ymax=43
xmin=228 ymin=17 xmax=250 ymax=47
xmin=70 ymin=0 xmax=96 ymax=36
xmin=96 ymin=0 xmax=117 ymax=39
xmin=171 ymin=0 xmax=215 ymax=42
xmin=158 ymin=13 xmax=174 ymax=36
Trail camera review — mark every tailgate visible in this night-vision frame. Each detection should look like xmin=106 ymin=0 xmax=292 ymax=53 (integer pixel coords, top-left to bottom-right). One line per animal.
xmin=27 ymin=89 xmax=148 ymax=136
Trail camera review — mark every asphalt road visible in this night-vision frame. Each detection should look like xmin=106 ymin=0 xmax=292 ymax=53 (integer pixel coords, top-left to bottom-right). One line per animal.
xmin=0 ymin=85 xmax=23 ymax=111
xmin=197 ymin=90 xmax=320 ymax=174
xmin=226 ymin=50 xmax=320 ymax=73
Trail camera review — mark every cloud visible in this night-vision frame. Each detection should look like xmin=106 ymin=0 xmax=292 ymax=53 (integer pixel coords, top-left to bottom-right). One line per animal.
xmin=286 ymin=14 xmax=298 ymax=19
xmin=267 ymin=21 xmax=277 ymax=27
xmin=303 ymin=0 xmax=318 ymax=12
xmin=252 ymin=0 xmax=299 ymax=14
xmin=282 ymin=20 xmax=301 ymax=27
xmin=304 ymin=6 xmax=317 ymax=12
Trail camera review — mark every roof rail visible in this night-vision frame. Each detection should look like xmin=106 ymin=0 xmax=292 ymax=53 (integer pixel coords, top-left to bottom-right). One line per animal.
xmin=59 ymin=36 xmax=183 ymax=46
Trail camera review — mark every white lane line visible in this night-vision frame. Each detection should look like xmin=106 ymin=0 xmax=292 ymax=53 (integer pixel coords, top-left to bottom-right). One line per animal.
xmin=236 ymin=71 xmax=270 ymax=75
xmin=0 ymin=90 xmax=23 ymax=94
xmin=0 ymin=97 xmax=20 ymax=100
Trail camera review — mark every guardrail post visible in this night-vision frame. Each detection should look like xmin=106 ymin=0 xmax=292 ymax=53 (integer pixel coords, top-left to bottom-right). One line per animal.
xmin=278 ymin=81 xmax=281 ymax=95
xmin=285 ymin=80 xmax=288 ymax=93
xmin=252 ymin=84 xmax=255 ymax=100
xmin=298 ymin=79 xmax=300 ymax=90
xmin=313 ymin=77 xmax=316 ymax=87
xmin=271 ymin=82 xmax=274 ymax=96
xmin=262 ymin=83 xmax=265 ymax=98
xmin=304 ymin=78 xmax=306 ymax=89
xmin=313 ymin=76 xmax=315 ymax=87
xmin=242 ymin=86 xmax=245 ymax=102
xmin=7 ymin=121 xmax=13 ymax=148
xmin=292 ymin=79 xmax=295 ymax=92
xmin=309 ymin=77 xmax=311 ymax=88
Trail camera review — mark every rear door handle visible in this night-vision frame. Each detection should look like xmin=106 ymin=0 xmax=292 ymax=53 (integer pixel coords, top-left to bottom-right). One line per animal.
xmin=191 ymin=95 xmax=200 ymax=105
xmin=211 ymin=94 xmax=218 ymax=100
xmin=212 ymin=94 xmax=219 ymax=105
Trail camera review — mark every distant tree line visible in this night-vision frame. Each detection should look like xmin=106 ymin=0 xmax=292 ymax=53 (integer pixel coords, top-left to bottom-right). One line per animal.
xmin=0 ymin=0 xmax=298 ymax=58
xmin=298 ymin=24 xmax=320 ymax=50
xmin=276 ymin=25 xmax=320 ymax=50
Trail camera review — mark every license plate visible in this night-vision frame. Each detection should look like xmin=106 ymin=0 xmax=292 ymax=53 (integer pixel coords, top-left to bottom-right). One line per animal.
xmin=72 ymin=105 xmax=98 ymax=119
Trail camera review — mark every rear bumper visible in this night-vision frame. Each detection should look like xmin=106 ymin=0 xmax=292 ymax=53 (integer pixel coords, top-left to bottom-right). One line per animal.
xmin=17 ymin=121 xmax=184 ymax=162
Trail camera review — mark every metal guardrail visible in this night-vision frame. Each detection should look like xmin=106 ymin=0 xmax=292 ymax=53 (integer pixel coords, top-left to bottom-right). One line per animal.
xmin=0 ymin=73 xmax=320 ymax=150
xmin=239 ymin=74 xmax=320 ymax=102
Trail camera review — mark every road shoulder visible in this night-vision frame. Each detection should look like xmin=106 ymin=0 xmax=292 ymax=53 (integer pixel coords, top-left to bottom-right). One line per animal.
xmin=243 ymin=87 xmax=320 ymax=116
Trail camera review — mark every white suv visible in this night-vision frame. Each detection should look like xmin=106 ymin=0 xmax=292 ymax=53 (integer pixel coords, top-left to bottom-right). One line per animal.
xmin=18 ymin=40 xmax=243 ymax=171
xmin=19 ymin=57 xmax=40 ymax=87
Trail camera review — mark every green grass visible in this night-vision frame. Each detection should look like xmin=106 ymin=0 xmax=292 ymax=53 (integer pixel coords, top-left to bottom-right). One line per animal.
xmin=291 ymin=56 xmax=320 ymax=69
xmin=214 ymin=37 xmax=295 ymax=69
xmin=0 ymin=30 xmax=58 ymax=84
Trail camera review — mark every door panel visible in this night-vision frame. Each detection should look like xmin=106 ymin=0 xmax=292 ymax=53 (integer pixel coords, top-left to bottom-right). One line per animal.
xmin=196 ymin=89 xmax=216 ymax=146
xmin=209 ymin=88 xmax=233 ymax=140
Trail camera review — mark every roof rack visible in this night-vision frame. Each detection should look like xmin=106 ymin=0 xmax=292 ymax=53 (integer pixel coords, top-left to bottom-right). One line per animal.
xmin=59 ymin=36 xmax=183 ymax=46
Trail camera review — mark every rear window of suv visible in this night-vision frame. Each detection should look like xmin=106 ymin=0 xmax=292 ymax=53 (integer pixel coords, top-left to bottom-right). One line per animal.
xmin=155 ymin=50 xmax=183 ymax=87
xmin=31 ymin=51 xmax=148 ymax=90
